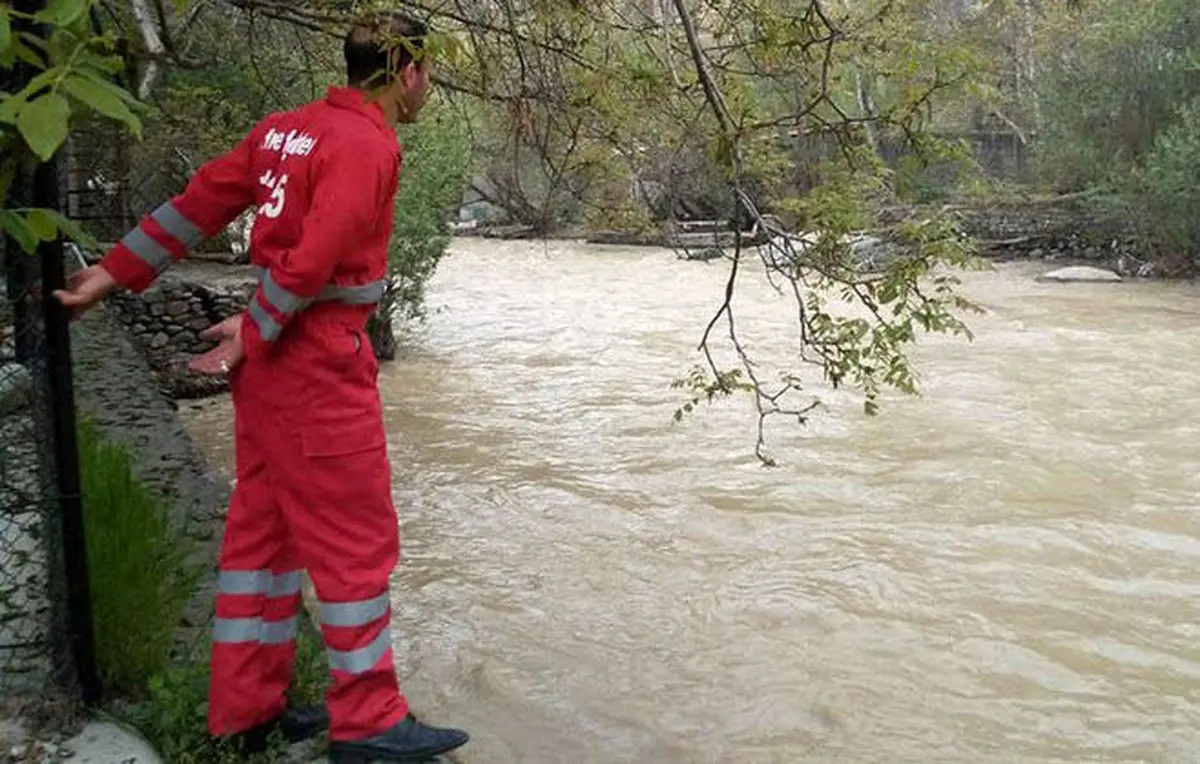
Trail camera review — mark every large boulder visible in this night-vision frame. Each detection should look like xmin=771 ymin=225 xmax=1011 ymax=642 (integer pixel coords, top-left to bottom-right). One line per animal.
xmin=848 ymin=234 xmax=897 ymax=272
xmin=1036 ymin=265 xmax=1123 ymax=283
xmin=63 ymin=721 xmax=162 ymax=763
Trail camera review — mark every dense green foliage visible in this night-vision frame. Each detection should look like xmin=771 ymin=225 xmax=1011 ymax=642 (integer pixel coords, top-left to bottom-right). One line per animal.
xmin=0 ymin=0 xmax=142 ymax=249
xmin=1034 ymin=0 xmax=1200 ymax=266
xmin=387 ymin=102 xmax=473 ymax=322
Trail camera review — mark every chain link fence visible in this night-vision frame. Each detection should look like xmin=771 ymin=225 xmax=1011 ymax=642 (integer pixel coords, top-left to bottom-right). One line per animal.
xmin=0 ymin=161 xmax=98 ymax=707
xmin=0 ymin=240 xmax=55 ymax=699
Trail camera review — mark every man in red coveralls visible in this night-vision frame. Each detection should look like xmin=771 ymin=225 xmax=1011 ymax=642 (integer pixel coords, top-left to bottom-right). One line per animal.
xmin=54 ymin=12 xmax=470 ymax=763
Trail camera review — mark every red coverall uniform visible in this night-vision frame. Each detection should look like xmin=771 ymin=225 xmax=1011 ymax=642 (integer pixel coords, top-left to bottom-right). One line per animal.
xmin=98 ymin=87 xmax=409 ymax=742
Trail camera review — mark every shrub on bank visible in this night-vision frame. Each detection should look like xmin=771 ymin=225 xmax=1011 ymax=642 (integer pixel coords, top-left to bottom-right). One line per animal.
xmin=119 ymin=622 xmax=328 ymax=763
xmin=1034 ymin=0 xmax=1200 ymax=270
xmin=1128 ymin=102 xmax=1200 ymax=269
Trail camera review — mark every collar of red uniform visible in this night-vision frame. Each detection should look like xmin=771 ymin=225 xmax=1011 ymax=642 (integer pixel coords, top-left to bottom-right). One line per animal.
xmin=325 ymin=86 xmax=399 ymax=151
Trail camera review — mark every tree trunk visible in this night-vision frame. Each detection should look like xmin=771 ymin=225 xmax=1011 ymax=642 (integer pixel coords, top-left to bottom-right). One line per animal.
xmin=1013 ymin=0 xmax=1041 ymax=131
xmin=366 ymin=310 xmax=396 ymax=361
xmin=129 ymin=0 xmax=165 ymax=99
xmin=855 ymin=68 xmax=880 ymax=157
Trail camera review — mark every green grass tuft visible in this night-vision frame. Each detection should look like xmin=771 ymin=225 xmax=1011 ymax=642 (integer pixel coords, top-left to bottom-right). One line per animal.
xmin=78 ymin=416 xmax=202 ymax=697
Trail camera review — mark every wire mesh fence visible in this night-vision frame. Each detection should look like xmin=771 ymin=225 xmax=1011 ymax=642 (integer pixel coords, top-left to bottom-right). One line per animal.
xmin=1 ymin=239 xmax=61 ymax=699
xmin=0 ymin=164 xmax=98 ymax=706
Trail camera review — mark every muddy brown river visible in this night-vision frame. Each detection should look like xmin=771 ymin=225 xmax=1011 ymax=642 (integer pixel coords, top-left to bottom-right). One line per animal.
xmin=180 ymin=238 xmax=1200 ymax=763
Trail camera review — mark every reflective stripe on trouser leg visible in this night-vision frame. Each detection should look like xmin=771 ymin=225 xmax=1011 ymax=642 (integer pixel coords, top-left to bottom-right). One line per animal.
xmin=319 ymin=591 xmax=399 ymax=740
xmin=274 ymin=408 xmax=407 ymax=741
xmin=213 ymin=566 xmax=304 ymax=713
xmin=210 ymin=564 xmax=304 ymax=735
xmin=321 ymin=592 xmax=393 ymax=673
xmin=213 ymin=570 xmax=302 ymax=647
xmin=207 ymin=394 xmax=302 ymax=737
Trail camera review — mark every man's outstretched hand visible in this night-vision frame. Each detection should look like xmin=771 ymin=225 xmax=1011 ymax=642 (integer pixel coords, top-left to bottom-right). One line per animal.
xmin=53 ymin=265 xmax=117 ymax=318
xmin=189 ymin=315 xmax=245 ymax=376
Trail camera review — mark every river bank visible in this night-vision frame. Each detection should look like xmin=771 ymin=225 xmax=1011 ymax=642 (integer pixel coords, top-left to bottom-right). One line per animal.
xmin=457 ymin=195 xmax=1174 ymax=278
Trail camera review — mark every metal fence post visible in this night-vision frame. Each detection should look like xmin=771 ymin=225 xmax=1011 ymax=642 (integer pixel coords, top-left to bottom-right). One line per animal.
xmin=34 ymin=154 xmax=101 ymax=706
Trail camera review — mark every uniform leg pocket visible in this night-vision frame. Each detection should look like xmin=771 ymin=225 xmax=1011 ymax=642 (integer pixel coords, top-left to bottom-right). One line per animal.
xmin=283 ymin=417 xmax=398 ymax=603
xmin=299 ymin=417 xmax=386 ymax=459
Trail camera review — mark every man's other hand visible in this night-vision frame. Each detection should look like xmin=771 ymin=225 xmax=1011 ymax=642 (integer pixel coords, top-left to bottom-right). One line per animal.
xmin=189 ymin=315 xmax=245 ymax=376
xmin=52 ymin=265 xmax=117 ymax=318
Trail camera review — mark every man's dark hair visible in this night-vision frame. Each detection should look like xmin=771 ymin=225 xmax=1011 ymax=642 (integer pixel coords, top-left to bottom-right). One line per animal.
xmin=344 ymin=12 xmax=430 ymax=88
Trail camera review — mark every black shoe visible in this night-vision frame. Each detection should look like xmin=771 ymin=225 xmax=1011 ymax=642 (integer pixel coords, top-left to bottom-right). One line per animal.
xmin=224 ymin=704 xmax=330 ymax=753
xmin=327 ymin=714 xmax=470 ymax=762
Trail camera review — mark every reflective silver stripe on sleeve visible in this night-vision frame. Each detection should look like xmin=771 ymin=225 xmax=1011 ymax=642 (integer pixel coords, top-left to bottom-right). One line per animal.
xmin=327 ymin=627 xmax=392 ymax=675
xmin=248 ymin=298 xmax=283 ymax=342
xmin=213 ymin=616 xmax=298 ymax=645
xmin=262 ymin=269 xmax=313 ymax=315
xmin=121 ymin=227 xmax=174 ymax=272
xmin=217 ymin=569 xmax=302 ymax=597
xmin=319 ymin=592 xmax=390 ymax=628
xmin=151 ymin=201 xmax=203 ymax=249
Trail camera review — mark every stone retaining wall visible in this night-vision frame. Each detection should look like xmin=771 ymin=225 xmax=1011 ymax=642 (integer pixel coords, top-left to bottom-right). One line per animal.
xmin=105 ymin=263 xmax=257 ymax=399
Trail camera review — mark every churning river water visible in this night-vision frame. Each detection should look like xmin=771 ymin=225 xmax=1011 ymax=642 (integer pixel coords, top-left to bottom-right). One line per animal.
xmin=180 ymin=237 xmax=1200 ymax=763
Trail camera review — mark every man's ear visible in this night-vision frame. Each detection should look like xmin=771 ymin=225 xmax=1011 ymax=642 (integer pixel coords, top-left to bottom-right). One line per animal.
xmin=398 ymin=62 xmax=417 ymax=89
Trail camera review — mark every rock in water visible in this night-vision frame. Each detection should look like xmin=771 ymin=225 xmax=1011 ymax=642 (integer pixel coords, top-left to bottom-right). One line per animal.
xmin=681 ymin=247 xmax=725 ymax=262
xmin=1036 ymin=266 xmax=1123 ymax=283
xmin=848 ymin=234 xmax=896 ymax=272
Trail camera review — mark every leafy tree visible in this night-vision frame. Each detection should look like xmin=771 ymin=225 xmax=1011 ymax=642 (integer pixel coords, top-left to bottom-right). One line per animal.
xmin=368 ymin=100 xmax=472 ymax=359
xmin=66 ymin=0 xmax=992 ymax=462
xmin=1 ymin=0 xmax=144 ymax=251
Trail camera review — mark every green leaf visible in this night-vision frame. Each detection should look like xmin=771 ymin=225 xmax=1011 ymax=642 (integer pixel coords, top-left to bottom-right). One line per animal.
xmin=80 ymin=69 xmax=144 ymax=106
xmin=14 ymin=68 xmax=62 ymax=103
xmin=13 ymin=41 xmax=42 ymax=67
xmin=36 ymin=0 xmax=91 ymax=27
xmin=62 ymin=74 xmax=140 ymax=130
xmin=0 ymin=5 xmax=12 ymax=55
xmin=17 ymin=92 xmax=70 ymax=161
xmin=0 ymin=92 xmax=21 ymax=124
xmin=0 ymin=210 xmax=39 ymax=254
xmin=37 ymin=208 xmax=98 ymax=248
xmin=27 ymin=209 xmax=58 ymax=241
xmin=77 ymin=50 xmax=125 ymax=76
